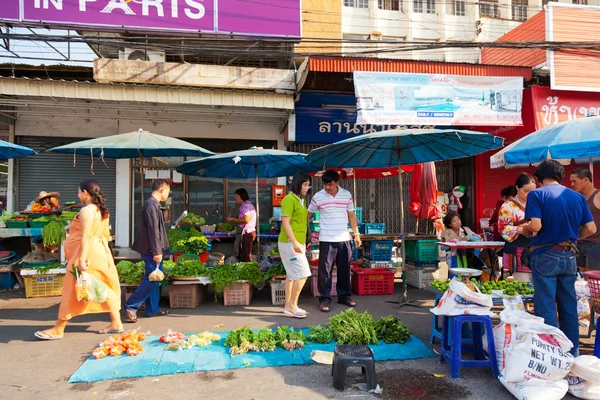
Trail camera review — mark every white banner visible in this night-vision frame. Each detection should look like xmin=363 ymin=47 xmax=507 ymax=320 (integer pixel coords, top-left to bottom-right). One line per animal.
xmin=354 ymin=72 xmax=524 ymax=126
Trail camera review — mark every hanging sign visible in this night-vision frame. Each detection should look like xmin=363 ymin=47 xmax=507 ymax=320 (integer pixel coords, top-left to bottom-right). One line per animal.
xmin=353 ymin=72 xmax=524 ymax=127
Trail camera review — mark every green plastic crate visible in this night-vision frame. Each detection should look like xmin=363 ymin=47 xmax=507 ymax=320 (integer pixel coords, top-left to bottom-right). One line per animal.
xmin=404 ymin=239 xmax=439 ymax=263
xmin=6 ymin=220 xmax=29 ymax=228
xmin=30 ymin=220 xmax=50 ymax=228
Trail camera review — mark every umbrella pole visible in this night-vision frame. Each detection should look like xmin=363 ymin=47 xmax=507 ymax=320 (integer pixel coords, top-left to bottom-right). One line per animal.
xmin=255 ymin=164 xmax=260 ymax=262
xmin=590 ymin=158 xmax=594 ymax=181
xmin=140 ymin=152 xmax=144 ymax=205
xmin=354 ymin=174 xmax=357 ymax=203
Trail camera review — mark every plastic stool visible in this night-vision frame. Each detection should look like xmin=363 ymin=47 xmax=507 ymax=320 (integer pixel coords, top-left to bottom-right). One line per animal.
xmin=439 ymin=315 xmax=499 ymax=380
xmin=331 ymin=345 xmax=377 ymax=391
xmin=430 ymin=295 xmax=442 ymax=344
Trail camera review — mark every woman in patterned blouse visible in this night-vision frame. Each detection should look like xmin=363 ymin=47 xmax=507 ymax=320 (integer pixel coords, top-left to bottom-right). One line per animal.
xmin=497 ymin=173 xmax=536 ymax=282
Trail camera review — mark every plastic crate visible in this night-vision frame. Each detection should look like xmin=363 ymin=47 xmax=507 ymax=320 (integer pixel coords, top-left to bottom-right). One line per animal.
xmin=354 ymin=207 xmax=363 ymax=222
xmin=309 ymin=222 xmax=320 ymax=232
xmin=120 ymin=284 xmax=145 ymax=311
xmin=584 ymin=270 xmax=600 ymax=314
xmin=21 ymin=261 xmax=60 ymax=269
xmin=23 ymin=273 xmax=65 ymax=298
xmin=310 ymin=266 xmax=337 ymax=297
xmin=0 ymin=271 xmax=16 ymax=289
xmin=409 ymin=260 xmax=440 ymax=269
xmin=363 ymin=240 xmax=394 ymax=262
xmin=6 ymin=220 xmax=29 ymax=229
xmin=168 ymin=282 xmax=206 ymax=309
xmin=270 ymin=278 xmax=286 ymax=305
xmin=351 ymin=267 xmax=395 ymax=296
xmin=29 ymin=220 xmax=50 ymax=228
xmin=404 ymin=266 xmax=437 ymax=289
xmin=404 ymin=239 xmax=439 ymax=263
xmin=364 ymin=223 xmax=385 ymax=234
xmin=223 ymin=281 xmax=253 ymax=306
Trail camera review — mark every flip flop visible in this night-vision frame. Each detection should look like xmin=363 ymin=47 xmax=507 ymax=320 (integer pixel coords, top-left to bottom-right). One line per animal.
xmin=35 ymin=331 xmax=63 ymax=340
xmin=98 ymin=328 xmax=125 ymax=335
xmin=283 ymin=309 xmax=307 ymax=319
xmin=124 ymin=308 xmax=137 ymax=323
xmin=338 ymin=298 xmax=357 ymax=307
xmin=149 ymin=310 xmax=170 ymax=317
xmin=319 ymin=303 xmax=330 ymax=313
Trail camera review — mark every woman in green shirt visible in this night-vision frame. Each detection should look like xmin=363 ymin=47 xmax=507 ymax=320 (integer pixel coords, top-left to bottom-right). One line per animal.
xmin=278 ymin=172 xmax=312 ymax=318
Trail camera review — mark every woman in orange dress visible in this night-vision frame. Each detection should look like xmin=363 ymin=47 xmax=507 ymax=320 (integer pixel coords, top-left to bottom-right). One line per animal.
xmin=35 ymin=180 xmax=123 ymax=340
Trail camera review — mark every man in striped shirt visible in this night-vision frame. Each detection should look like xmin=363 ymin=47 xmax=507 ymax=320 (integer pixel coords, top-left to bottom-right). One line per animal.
xmin=308 ymin=170 xmax=362 ymax=312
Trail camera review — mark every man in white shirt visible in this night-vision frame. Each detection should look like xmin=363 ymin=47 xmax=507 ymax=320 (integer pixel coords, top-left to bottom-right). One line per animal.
xmin=308 ymin=170 xmax=362 ymax=312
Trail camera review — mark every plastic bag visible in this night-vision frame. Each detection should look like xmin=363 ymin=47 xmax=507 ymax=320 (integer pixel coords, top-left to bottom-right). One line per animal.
xmin=577 ymin=298 xmax=591 ymax=320
xmin=149 ymin=262 xmax=164 ymax=282
xmin=75 ymin=269 xmax=108 ymax=304
xmin=430 ymin=277 xmax=494 ymax=316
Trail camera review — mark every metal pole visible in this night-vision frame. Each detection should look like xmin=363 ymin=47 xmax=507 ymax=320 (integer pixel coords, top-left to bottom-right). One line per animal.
xmin=255 ymin=164 xmax=260 ymax=262
xmin=140 ymin=151 xmax=144 ymax=205
xmin=590 ymin=158 xmax=594 ymax=182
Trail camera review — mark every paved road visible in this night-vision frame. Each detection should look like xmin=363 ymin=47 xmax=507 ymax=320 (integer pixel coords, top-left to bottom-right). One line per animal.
xmin=0 ymin=284 xmax=593 ymax=400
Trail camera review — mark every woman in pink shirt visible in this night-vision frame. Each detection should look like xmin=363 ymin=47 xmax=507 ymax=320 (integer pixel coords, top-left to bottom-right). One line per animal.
xmin=227 ymin=188 xmax=256 ymax=262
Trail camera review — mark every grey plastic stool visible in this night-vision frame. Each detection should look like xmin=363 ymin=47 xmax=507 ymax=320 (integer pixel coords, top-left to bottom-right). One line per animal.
xmin=331 ymin=345 xmax=377 ymax=391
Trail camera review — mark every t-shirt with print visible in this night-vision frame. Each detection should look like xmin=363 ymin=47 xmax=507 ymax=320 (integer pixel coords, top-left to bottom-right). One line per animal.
xmin=278 ymin=193 xmax=308 ymax=244
xmin=238 ymin=200 xmax=256 ymax=234
xmin=308 ymin=187 xmax=354 ymax=242
xmin=525 ymin=184 xmax=593 ymax=255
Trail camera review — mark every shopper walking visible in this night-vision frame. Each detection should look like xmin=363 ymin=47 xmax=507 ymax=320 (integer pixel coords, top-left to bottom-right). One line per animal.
xmin=523 ymin=160 xmax=596 ymax=356
xmin=308 ymin=170 xmax=361 ymax=312
xmin=570 ymin=167 xmax=600 ymax=271
xmin=124 ymin=179 xmax=171 ymax=323
xmin=35 ymin=180 xmax=122 ymax=339
xmin=278 ymin=172 xmax=312 ymax=319
xmin=227 ymin=188 xmax=257 ymax=262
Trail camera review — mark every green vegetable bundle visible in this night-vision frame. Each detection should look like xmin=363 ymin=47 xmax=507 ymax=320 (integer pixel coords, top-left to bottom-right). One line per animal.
xmin=274 ymin=326 xmax=306 ymax=350
xmin=328 ymin=309 xmax=378 ymax=345
xmin=116 ymin=261 xmax=145 ymax=285
xmin=41 ymin=216 xmax=67 ymax=248
xmin=167 ymin=260 xmax=209 ymax=278
xmin=167 ymin=229 xmax=189 ymax=251
xmin=225 ymin=326 xmax=259 ymax=354
xmin=208 ymin=262 xmax=265 ymax=300
xmin=176 ymin=235 xmax=209 ymax=255
xmin=216 ymin=223 xmax=236 ymax=233
xmin=307 ymin=325 xmax=334 ymax=344
xmin=266 ymin=262 xmax=286 ymax=278
xmin=374 ymin=316 xmax=412 ymax=344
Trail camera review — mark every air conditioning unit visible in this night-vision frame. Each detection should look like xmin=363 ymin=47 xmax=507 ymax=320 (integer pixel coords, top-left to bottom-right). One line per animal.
xmin=118 ymin=48 xmax=165 ymax=62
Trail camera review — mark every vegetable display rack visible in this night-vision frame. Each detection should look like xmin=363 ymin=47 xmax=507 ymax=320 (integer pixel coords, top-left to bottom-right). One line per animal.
xmin=168 ymin=282 xmax=206 ymax=309
xmin=270 ymin=278 xmax=286 ymax=306
xmin=223 ymin=281 xmax=253 ymax=306
xmin=23 ymin=273 xmax=65 ymax=298
xmin=351 ymin=267 xmax=395 ymax=296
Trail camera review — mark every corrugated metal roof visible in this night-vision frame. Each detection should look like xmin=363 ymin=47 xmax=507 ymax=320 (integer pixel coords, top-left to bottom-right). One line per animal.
xmin=481 ymin=11 xmax=546 ymax=68
xmin=308 ymin=56 xmax=532 ymax=79
xmin=0 ymin=76 xmax=294 ymax=110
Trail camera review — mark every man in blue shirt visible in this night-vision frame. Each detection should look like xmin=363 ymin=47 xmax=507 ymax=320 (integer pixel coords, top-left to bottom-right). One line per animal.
xmin=523 ymin=160 xmax=596 ymax=357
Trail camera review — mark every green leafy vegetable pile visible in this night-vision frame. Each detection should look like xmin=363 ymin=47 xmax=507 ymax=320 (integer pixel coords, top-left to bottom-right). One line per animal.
xmin=167 ymin=260 xmax=209 ymax=278
xmin=116 ymin=261 xmax=145 ymax=285
xmin=374 ymin=316 xmax=412 ymax=344
xmin=274 ymin=326 xmax=306 ymax=350
xmin=34 ymin=263 xmax=61 ymax=275
xmin=328 ymin=309 xmax=378 ymax=345
xmin=266 ymin=262 xmax=286 ymax=278
xmin=307 ymin=325 xmax=334 ymax=344
xmin=176 ymin=235 xmax=209 ymax=255
xmin=224 ymin=326 xmax=259 ymax=355
xmin=208 ymin=262 xmax=265 ymax=300
xmin=216 ymin=222 xmax=236 ymax=233
xmin=41 ymin=216 xmax=67 ymax=248
xmin=167 ymin=229 xmax=189 ymax=251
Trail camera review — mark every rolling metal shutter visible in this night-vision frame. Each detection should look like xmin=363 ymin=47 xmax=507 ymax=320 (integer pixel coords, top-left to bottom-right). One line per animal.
xmin=17 ymin=137 xmax=116 ymax=228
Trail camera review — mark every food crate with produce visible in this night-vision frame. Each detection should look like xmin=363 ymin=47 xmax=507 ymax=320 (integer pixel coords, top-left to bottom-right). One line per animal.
xmin=223 ymin=281 xmax=253 ymax=306
xmin=352 ymin=267 xmax=395 ymax=295
xmin=363 ymin=240 xmax=394 ymax=262
xmin=20 ymin=268 xmax=65 ymax=298
xmin=168 ymin=282 xmax=206 ymax=308
xmin=404 ymin=239 xmax=439 ymax=263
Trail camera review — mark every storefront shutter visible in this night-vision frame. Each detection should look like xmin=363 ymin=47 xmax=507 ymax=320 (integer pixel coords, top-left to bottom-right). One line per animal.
xmin=17 ymin=136 xmax=116 ymax=228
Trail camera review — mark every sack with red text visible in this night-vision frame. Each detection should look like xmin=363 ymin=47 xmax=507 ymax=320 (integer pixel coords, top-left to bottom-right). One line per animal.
xmin=430 ymin=278 xmax=494 ymax=316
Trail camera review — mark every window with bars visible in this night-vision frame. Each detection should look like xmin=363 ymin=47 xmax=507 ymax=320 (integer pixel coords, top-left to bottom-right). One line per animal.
xmin=480 ymin=0 xmax=500 ymax=17
xmin=345 ymin=0 xmax=369 ymax=8
xmin=414 ymin=0 xmax=424 ymax=13
xmin=454 ymin=0 xmax=466 ymax=16
xmin=426 ymin=0 xmax=435 ymax=13
xmin=512 ymin=0 xmax=527 ymax=20
xmin=572 ymin=0 xmax=587 ymax=4
xmin=379 ymin=0 xmax=401 ymax=10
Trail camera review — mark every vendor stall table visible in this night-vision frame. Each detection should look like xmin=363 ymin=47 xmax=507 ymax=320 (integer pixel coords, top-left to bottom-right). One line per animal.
xmin=204 ymin=233 xmax=280 ymax=241
xmin=0 ymin=228 xmax=43 ymax=238
xmin=438 ymin=241 xmax=504 ymax=271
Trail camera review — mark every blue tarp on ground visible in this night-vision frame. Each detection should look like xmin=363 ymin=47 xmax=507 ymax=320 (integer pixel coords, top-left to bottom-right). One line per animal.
xmin=68 ymin=328 xmax=436 ymax=383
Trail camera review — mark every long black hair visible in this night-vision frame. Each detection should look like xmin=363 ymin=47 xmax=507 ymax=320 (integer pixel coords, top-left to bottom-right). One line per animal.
xmin=79 ymin=179 xmax=110 ymax=220
xmin=508 ymin=173 xmax=536 ymax=197
xmin=290 ymin=172 xmax=311 ymax=196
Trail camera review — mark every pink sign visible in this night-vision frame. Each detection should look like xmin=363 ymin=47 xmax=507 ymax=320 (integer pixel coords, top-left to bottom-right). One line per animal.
xmin=1 ymin=0 xmax=300 ymax=37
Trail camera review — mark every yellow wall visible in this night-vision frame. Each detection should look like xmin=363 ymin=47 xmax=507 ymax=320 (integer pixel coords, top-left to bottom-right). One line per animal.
xmin=298 ymin=0 xmax=342 ymax=54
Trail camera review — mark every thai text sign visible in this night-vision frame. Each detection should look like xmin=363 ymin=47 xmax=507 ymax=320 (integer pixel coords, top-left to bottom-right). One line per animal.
xmin=1 ymin=0 xmax=301 ymax=37
xmin=531 ymin=86 xmax=600 ymax=130
xmin=354 ymin=72 xmax=524 ymax=126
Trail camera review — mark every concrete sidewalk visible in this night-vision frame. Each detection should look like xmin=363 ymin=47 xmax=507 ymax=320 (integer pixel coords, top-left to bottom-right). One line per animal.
xmin=0 ymin=282 xmax=594 ymax=400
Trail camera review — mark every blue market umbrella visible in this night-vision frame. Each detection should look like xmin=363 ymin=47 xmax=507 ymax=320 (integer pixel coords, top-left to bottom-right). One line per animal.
xmin=177 ymin=147 xmax=317 ymax=255
xmin=0 ymin=139 xmax=36 ymax=160
xmin=50 ymin=129 xmax=214 ymax=203
xmin=491 ymin=116 xmax=600 ymax=173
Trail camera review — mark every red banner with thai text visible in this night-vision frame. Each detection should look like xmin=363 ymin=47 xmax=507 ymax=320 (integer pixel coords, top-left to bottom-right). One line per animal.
xmin=531 ymin=86 xmax=600 ymax=130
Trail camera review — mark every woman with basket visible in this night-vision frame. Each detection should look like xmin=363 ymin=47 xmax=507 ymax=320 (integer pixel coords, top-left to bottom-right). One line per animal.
xmin=498 ymin=173 xmax=536 ymax=282
xmin=278 ymin=172 xmax=313 ymax=319
xmin=35 ymin=180 xmax=122 ymax=340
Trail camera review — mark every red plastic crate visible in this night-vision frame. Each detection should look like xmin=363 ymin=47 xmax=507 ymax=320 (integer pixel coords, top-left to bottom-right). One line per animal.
xmin=584 ymin=270 xmax=600 ymax=313
xmin=310 ymin=265 xmax=337 ymax=297
xmin=351 ymin=267 xmax=395 ymax=296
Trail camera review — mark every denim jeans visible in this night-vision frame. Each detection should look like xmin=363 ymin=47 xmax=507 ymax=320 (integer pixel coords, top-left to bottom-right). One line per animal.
xmin=530 ymin=249 xmax=579 ymax=357
xmin=577 ymin=240 xmax=600 ymax=270
xmin=125 ymin=255 xmax=162 ymax=317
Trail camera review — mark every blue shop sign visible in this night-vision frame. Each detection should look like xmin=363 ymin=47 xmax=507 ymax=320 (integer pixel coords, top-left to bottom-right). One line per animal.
xmin=294 ymin=92 xmax=435 ymax=144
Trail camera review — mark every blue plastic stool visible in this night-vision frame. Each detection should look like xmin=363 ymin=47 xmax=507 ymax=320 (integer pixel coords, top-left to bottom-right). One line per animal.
xmin=595 ymin=315 xmax=600 ymax=358
xmin=440 ymin=315 xmax=499 ymax=380
xmin=430 ymin=295 xmax=443 ymax=344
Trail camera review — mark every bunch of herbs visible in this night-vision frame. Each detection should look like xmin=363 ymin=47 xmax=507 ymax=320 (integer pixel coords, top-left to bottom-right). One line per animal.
xmin=116 ymin=260 xmax=145 ymax=285
xmin=167 ymin=260 xmax=209 ymax=278
xmin=307 ymin=325 xmax=334 ymax=344
xmin=328 ymin=309 xmax=378 ymax=345
xmin=274 ymin=326 xmax=306 ymax=350
xmin=374 ymin=316 xmax=412 ymax=344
